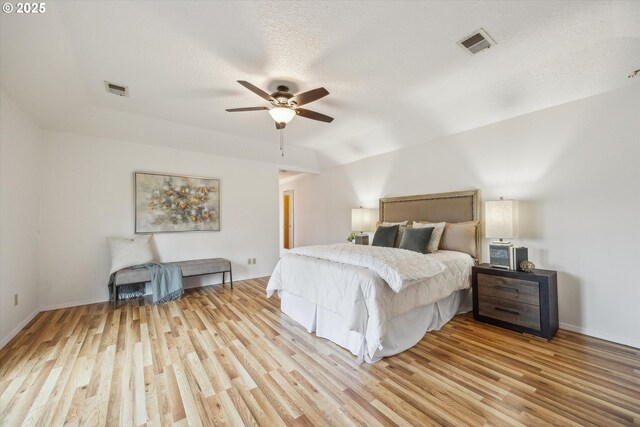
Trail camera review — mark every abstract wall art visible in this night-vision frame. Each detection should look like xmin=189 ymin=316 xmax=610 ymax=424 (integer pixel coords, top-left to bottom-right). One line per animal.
xmin=135 ymin=172 xmax=220 ymax=233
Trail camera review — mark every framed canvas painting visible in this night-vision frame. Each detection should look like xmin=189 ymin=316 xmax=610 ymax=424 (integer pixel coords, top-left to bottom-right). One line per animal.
xmin=135 ymin=172 xmax=220 ymax=233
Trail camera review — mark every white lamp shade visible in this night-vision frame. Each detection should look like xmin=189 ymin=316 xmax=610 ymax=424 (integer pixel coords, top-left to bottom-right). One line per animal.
xmin=485 ymin=199 xmax=519 ymax=239
xmin=351 ymin=208 xmax=374 ymax=233
xmin=269 ymin=107 xmax=296 ymax=124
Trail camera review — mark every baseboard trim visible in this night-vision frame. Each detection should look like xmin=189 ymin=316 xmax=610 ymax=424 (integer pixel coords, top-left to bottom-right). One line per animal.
xmin=37 ymin=274 xmax=261 ymax=311
xmin=0 ymin=309 xmax=39 ymax=350
xmin=40 ymin=296 xmax=111 ymax=312
xmin=560 ymin=322 xmax=639 ymax=349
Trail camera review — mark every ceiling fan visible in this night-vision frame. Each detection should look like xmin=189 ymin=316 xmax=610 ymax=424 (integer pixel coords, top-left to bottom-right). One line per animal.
xmin=226 ymin=81 xmax=334 ymax=129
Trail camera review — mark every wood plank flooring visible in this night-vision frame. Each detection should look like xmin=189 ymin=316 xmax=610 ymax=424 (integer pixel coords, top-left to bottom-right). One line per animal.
xmin=1 ymin=277 xmax=638 ymax=426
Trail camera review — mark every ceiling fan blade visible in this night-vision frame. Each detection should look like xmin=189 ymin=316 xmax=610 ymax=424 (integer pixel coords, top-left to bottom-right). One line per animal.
xmin=275 ymin=122 xmax=286 ymax=130
xmin=237 ymin=80 xmax=274 ymax=102
xmin=296 ymin=108 xmax=334 ymax=123
xmin=225 ymin=107 xmax=269 ymax=112
xmin=292 ymin=87 xmax=329 ymax=106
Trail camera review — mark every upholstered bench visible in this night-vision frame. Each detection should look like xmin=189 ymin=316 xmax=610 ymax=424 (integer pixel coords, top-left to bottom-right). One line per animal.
xmin=110 ymin=258 xmax=232 ymax=309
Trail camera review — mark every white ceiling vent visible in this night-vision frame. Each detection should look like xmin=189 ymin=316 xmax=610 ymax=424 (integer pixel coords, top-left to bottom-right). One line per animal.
xmin=104 ymin=81 xmax=129 ymax=97
xmin=457 ymin=29 xmax=496 ymax=55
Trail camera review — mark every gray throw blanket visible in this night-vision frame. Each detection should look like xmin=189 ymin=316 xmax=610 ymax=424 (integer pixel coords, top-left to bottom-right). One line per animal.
xmin=145 ymin=263 xmax=184 ymax=304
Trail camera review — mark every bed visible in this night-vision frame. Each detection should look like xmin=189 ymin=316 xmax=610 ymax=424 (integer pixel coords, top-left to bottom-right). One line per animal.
xmin=267 ymin=190 xmax=481 ymax=363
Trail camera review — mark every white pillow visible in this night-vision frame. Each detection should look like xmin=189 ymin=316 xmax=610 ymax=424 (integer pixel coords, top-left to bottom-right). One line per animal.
xmin=412 ymin=221 xmax=445 ymax=253
xmin=107 ymin=235 xmax=155 ymax=274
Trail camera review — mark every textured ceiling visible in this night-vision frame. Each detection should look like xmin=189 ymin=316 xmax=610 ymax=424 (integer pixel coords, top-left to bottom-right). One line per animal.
xmin=1 ymin=1 xmax=639 ymax=171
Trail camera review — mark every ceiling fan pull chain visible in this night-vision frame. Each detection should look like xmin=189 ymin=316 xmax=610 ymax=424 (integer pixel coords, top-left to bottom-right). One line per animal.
xmin=280 ymin=128 xmax=284 ymax=157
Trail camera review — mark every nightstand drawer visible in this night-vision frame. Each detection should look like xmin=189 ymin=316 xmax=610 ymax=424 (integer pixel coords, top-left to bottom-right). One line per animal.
xmin=477 ymin=273 xmax=539 ymax=306
xmin=478 ymin=296 xmax=541 ymax=331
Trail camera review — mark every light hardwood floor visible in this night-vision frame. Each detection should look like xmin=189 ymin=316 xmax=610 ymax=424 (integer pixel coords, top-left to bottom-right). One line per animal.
xmin=1 ymin=277 xmax=638 ymax=426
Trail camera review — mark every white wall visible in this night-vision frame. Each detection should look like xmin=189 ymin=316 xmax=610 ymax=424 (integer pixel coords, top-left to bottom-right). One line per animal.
xmin=284 ymin=85 xmax=640 ymax=348
xmin=38 ymin=130 xmax=280 ymax=309
xmin=0 ymin=92 xmax=42 ymax=347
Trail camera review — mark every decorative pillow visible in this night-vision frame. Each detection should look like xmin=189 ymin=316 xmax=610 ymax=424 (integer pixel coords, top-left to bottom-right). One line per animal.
xmin=440 ymin=221 xmax=479 ymax=258
xmin=371 ymin=225 xmax=399 ymax=248
xmin=378 ymin=221 xmax=409 ymax=248
xmin=107 ymin=235 xmax=155 ymax=274
xmin=399 ymin=227 xmax=434 ymax=254
xmin=413 ymin=221 xmax=445 ymax=253
xmin=378 ymin=221 xmax=408 ymax=227
xmin=394 ymin=224 xmax=412 ymax=248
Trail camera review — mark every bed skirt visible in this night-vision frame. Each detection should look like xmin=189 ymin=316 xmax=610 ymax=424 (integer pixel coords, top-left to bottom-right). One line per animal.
xmin=279 ymin=288 xmax=472 ymax=363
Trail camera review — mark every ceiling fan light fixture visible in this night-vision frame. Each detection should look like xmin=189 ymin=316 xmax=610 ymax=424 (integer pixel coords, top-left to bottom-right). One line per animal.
xmin=269 ymin=107 xmax=296 ymax=124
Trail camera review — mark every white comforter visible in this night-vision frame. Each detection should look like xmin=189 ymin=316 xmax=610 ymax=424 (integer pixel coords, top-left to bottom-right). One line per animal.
xmin=267 ymin=245 xmax=474 ymax=358
xmin=288 ymin=243 xmax=446 ymax=292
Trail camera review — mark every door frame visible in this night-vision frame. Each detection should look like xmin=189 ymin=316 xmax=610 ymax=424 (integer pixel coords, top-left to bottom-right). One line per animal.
xmin=283 ymin=190 xmax=294 ymax=249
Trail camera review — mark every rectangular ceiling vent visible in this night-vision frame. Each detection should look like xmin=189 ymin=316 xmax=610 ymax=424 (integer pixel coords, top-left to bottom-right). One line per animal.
xmin=104 ymin=81 xmax=129 ymax=97
xmin=457 ymin=28 xmax=496 ymax=55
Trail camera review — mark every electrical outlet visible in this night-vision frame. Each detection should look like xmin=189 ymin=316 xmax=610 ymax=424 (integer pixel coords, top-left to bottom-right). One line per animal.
xmin=247 ymin=258 xmax=252 ymax=265
xmin=14 ymin=294 xmax=18 ymax=306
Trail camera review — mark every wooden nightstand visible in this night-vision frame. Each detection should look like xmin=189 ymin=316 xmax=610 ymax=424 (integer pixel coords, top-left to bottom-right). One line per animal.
xmin=472 ymin=264 xmax=558 ymax=340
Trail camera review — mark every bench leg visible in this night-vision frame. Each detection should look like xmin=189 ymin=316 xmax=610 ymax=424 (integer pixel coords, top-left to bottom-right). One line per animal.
xmin=229 ymin=269 xmax=233 ymax=290
xmin=113 ymin=285 xmax=118 ymax=310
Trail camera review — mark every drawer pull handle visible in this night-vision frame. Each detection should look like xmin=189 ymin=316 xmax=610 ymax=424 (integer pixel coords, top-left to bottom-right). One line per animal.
xmin=495 ymin=307 xmax=520 ymax=316
xmin=495 ymin=285 xmax=518 ymax=293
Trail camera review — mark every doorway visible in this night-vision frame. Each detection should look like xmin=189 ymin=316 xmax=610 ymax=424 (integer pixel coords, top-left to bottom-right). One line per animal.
xmin=283 ymin=190 xmax=294 ymax=249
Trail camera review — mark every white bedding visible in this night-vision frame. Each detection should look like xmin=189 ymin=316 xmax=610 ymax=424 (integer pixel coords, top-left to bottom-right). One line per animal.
xmin=267 ymin=246 xmax=474 ymax=359
xmin=288 ymin=243 xmax=446 ymax=292
xmin=280 ymin=289 xmax=471 ymax=362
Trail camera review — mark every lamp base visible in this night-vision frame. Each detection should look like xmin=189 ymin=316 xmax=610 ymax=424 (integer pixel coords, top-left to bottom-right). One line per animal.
xmin=355 ymin=234 xmax=369 ymax=245
xmin=489 ymin=240 xmax=513 ymax=269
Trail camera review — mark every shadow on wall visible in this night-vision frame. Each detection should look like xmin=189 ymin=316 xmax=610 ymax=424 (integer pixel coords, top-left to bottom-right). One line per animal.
xmin=512 ymin=198 xmax=547 ymax=266
xmin=518 ymin=200 xmax=543 ymax=240
xmin=557 ymin=271 xmax=583 ymax=328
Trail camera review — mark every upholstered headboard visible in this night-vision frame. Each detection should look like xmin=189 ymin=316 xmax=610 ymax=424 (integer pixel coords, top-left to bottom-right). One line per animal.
xmin=379 ymin=189 xmax=481 ymax=258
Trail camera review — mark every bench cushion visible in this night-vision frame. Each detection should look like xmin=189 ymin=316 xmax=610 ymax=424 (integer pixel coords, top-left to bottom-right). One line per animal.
xmin=114 ymin=258 xmax=231 ymax=286
xmin=114 ymin=267 xmax=149 ymax=286
xmin=179 ymin=258 xmax=230 ymax=277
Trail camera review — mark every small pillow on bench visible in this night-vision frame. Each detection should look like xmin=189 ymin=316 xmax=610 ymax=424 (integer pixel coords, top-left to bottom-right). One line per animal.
xmin=107 ymin=235 xmax=155 ymax=275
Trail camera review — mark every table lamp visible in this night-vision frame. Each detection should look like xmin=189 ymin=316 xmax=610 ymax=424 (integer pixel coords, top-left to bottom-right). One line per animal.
xmin=351 ymin=207 xmax=374 ymax=245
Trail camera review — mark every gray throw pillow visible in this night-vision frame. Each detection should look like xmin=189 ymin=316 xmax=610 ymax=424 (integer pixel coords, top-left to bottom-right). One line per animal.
xmin=372 ymin=225 xmax=399 ymax=248
xmin=399 ymin=227 xmax=434 ymax=254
